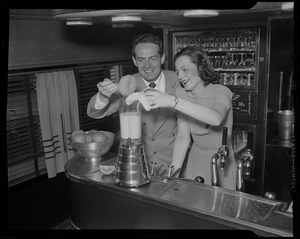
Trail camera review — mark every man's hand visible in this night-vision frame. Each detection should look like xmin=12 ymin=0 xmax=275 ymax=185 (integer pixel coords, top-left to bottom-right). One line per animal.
xmin=97 ymin=78 xmax=119 ymax=98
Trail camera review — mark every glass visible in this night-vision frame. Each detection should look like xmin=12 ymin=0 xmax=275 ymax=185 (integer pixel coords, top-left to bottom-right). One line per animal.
xmin=248 ymin=36 xmax=256 ymax=50
xmin=201 ymin=38 xmax=207 ymax=50
xmin=214 ymin=56 xmax=222 ymax=68
xmin=221 ymin=56 xmax=227 ymax=68
xmin=224 ymin=73 xmax=234 ymax=85
xmin=247 ymin=73 xmax=255 ymax=87
xmin=238 ymin=53 xmax=245 ymax=67
xmin=237 ymin=36 xmax=248 ymax=50
xmin=216 ymin=37 xmax=225 ymax=50
xmin=227 ymin=53 xmax=237 ymax=68
xmin=119 ymin=98 xmax=142 ymax=140
xmin=219 ymin=73 xmax=225 ymax=85
xmin=250 ymin=53 xmax=256 ymax=69
xmin=244 ymin=53 xmax=254 ymax=67
xmin=238 ymin=73 xmax=248 ymax=86
xmin=206 ymin=37 xmax=216 ymax=50
xmin=232 ymin=129 xmax=248 ymax=156
xmin=176 ymin=36 xmax=193 ymax=52
xmin=277 ymin=110 xmax=293 ymax=140
xmin=208 ymin=56 xmax=215 ymax=67
xmin=195 ymin=38 xmax=202 ymax=48
xmin=175 ymin=37 xmax=182 ymax=52
xmin=192 ymin=37 xmax=198 ymax=47
xmin=222 ymin=73 xmax=227 ymax=85
xmin=226 ymin=37 xmax=236 ymax=50
xmin=233 ymin=73 xmax=239 ymax=85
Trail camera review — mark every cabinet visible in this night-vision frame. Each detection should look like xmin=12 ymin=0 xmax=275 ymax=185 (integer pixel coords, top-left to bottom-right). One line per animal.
xmin=166 ymin=25 xmax=269 ymax=196
xmin=264 ymin=145 xmax=293 ymax=202
xmin=165 ymin=15 xmax=294 ymax=200
xmin=175 ymin=31 xmax=257 ymax=88
xmin=264 ymin=16 xmax=294 ymax=202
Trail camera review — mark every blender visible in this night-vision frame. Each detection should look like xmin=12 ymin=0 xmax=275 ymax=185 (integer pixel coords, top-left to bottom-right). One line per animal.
xmin=114 ymin=97 xmax=150 ymax=187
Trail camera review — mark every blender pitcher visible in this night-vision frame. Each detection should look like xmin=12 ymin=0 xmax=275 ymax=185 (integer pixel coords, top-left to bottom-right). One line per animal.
xmin=114 ymin=97 xmax=150 ymax=187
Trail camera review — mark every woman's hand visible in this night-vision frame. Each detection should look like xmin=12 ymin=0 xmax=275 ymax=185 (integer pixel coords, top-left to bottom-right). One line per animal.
xmin=144 ymin=90 xmax=175 ymax=109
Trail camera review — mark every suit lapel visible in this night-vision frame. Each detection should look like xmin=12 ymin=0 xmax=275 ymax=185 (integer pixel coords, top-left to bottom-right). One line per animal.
xmin=133 ymin=73 xmax=159 ymax=134
xmin=152 ymin=71 xmax=177 ymax=136
xmin=134 ymin=74 xmax=147 ymax=91
xmin=133 ymin=71 xmax=177 ymax=137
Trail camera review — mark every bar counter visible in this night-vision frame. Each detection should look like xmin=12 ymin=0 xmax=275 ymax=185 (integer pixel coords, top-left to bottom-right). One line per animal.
xmin=65 ymin=153 xmax=293 ymax=236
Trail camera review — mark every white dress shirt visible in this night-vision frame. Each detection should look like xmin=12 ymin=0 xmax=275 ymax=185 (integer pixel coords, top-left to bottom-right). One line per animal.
xmin=142 ymin=71 xmax=165 ymax=93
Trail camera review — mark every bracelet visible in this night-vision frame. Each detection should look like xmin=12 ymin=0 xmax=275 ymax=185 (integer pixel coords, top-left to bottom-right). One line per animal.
xmin=173 ymin=96 xmax=178 ymax=108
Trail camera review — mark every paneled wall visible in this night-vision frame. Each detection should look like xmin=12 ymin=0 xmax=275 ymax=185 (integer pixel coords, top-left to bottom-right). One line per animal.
xmin=8 ymin=18 xmax=162 ymax=70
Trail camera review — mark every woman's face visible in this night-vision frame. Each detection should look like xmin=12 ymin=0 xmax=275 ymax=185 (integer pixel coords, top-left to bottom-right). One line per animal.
xmin=175 ymin=55 xmax=202 ymax=91
xmin=132 ymin=43 xmax=165 ymax=82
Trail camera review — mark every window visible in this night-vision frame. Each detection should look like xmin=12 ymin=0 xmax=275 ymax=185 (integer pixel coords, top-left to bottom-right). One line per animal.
xmin=7 ymin=60 xmax=137 ymax=187
xmin=7 ymin=74 xmax=46 ymax=187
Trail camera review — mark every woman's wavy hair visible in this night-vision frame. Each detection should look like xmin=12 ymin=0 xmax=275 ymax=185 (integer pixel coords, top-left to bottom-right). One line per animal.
xmin=174 ymin=46 xmax=220 ymax=86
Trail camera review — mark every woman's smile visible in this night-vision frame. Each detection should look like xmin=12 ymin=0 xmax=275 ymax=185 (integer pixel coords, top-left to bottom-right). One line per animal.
xmin=180 ymin=78 xmax=190 ymax=85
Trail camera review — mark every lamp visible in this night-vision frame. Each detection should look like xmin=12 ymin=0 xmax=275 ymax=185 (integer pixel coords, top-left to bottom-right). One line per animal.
xmin=111 ymin=15 xmax=142 ymax=22
xmin=183 ymin=10 xmax=219 ymax=17
xmin=281 ymin=2 xmax=294 ymax=11
xmin=66 ymin=18 xmax=93 ymax=25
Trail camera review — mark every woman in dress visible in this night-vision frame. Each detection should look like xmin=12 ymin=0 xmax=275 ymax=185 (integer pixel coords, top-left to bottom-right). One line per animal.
xmin=145 ymin=46 xmax=236 ymax=190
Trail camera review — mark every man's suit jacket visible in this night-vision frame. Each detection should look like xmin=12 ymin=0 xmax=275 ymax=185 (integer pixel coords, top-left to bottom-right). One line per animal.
xmin=87 ymin=70 xmax=180 ymax=168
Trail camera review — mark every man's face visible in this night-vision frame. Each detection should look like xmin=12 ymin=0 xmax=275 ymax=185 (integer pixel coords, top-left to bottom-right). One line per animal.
xmin=132 ymin=43 xmax=165 ymax=82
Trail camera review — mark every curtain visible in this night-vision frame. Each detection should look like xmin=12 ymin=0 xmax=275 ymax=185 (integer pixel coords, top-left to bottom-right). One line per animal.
xmin=36 ymin=71 xmax=79 ymax=178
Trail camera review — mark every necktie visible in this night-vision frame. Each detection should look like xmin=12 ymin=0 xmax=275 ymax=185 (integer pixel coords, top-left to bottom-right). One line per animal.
xmin=148 ymin=82 xmax=156 ymax=88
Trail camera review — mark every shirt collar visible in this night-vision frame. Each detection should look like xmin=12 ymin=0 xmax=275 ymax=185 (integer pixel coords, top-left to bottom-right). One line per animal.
xmin=142 ymin=71 xmax=165 ymax=92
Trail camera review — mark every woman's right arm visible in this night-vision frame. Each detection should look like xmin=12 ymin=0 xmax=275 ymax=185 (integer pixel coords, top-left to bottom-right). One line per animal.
xmin=145 ymin=89 xmax=230 ymax=127
xmin=171 ymin=116 xmax=191 ymax=172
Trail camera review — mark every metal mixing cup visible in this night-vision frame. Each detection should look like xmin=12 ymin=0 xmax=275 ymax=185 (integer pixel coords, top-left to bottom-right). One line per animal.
xmin=114 ymin=143 xmax=150 ymax=187
xmin=277 ymin=110 xmax=293 ymax=140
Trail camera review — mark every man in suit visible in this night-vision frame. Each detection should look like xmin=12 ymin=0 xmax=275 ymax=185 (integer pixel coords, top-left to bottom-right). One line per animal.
xmin=87 ymin=33 xmax=180 ymax=174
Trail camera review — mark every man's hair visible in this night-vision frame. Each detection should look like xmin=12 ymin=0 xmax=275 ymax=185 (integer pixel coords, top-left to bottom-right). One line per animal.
xmin=131 ymin=33 xmax=163 ymax=57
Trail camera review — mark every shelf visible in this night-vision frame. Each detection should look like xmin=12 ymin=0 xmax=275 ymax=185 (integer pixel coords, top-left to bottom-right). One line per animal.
xmin=215 ymin=68 xmax=255 ymax=72
xmin=226 ymin=85 xmax=257 ymax=90
xmin=207 ymin=49 xmax=256 ymax=53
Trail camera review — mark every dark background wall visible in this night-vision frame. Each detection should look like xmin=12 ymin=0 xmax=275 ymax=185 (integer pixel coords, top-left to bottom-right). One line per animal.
xmin=8 ymin=173 xmax=69 ymax=229
xmin=8 ymin=18 xmax=162 ymax=69
xmin=267 ymin=18 xmax=294 ymax=111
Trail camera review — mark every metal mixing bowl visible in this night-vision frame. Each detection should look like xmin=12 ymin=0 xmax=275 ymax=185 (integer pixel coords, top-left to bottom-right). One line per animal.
xmin=70 ymin=131 xmax=115 ymax=161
